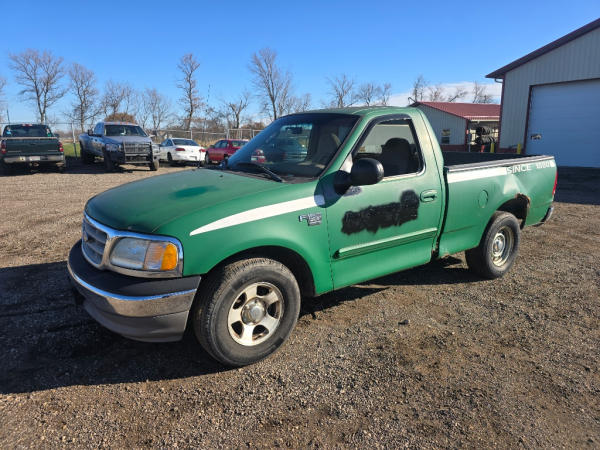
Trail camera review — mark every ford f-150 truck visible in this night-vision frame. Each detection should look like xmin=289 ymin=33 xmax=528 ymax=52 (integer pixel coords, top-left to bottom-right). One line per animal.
xmin=68 ymin=107 xmax=556 ymax=367
xmin=79 ymin=121 xmax=159 ymax=172
xmin=1 ymin=124 xmax=65 ymax=173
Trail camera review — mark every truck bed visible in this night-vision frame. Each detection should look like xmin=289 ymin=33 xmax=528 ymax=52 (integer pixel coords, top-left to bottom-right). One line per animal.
xmin=438 ymin=151 xmax=556 ymax=259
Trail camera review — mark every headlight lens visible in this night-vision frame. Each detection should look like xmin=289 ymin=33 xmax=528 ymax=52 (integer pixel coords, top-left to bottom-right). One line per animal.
xmin=110 ymin=238 xmax=179 ymax=272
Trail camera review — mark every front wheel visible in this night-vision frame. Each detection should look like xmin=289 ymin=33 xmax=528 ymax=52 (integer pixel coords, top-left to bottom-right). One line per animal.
xmin=465 ymin=211 xmax=521 ymax=279
xmin=149 ymin=158 xmax=159 ymax=171
xmin=193 ymin=258 xmax=301 ymax=367
xmin=204 ymin=152 xmax=211 ymax=165
xmin=102 ymin=149 xmax=114 ymax=172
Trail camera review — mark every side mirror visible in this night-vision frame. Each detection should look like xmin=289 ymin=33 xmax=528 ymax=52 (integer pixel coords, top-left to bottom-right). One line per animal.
xmin=350 ymin=158 xmax=384 ymax=186
xmin=87 ymin=129 xmax=93 ymax=136
xmin=54 ymin=133 xmax=60 ymax=138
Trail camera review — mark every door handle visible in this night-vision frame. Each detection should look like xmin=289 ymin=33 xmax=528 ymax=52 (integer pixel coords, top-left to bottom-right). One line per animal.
xmin=420 ymin=189 xmax=438 ymax=202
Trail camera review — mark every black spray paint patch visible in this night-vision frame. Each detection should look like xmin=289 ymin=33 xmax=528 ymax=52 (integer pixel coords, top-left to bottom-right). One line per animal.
xmin=341 ymin=190 xmax=419 ymax=235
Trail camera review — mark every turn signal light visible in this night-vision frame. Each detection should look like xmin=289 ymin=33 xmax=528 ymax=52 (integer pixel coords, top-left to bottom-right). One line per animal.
xmin=1 ymin=141 xmax=5 ymax=154
xmin=58 ymin=142 xmax=64 ymax=153
xmin=552 ymin=172 xmax=558 ymax=197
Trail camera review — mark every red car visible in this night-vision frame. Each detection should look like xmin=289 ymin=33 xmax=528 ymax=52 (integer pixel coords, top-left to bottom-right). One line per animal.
xmin=204 ymin=139 xmax=248 ymax=164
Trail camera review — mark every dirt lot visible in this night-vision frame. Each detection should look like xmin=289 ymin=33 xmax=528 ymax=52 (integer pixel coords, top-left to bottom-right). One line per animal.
xmin=0 ymin=161 xmax=598 ymax=448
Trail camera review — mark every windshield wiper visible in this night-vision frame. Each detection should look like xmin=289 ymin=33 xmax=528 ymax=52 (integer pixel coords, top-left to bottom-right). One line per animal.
xmin=232 ymin=162 xmax=284 ymax=182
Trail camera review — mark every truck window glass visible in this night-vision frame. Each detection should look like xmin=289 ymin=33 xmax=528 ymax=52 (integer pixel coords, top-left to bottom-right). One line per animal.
xmin=104 ymin=125 xmax=147 ymax=137
xmin=228 ymin=113 xmax=358 ymax=179
xmin=356 ymin=120 xmax=422 ymax=177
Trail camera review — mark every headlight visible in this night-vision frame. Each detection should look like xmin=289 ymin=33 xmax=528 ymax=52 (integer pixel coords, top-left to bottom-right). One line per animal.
xmin=106 ymin=143 xmax=121 ymax=151
xmin=110 ymin=237 xmax=179 ymax=272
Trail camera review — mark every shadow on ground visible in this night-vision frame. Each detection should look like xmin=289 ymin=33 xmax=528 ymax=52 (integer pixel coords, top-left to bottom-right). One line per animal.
xmin=0 ymin=255 xmax=477 ymax=394
xmin=555 ymin=167 xmax=600 ymax=205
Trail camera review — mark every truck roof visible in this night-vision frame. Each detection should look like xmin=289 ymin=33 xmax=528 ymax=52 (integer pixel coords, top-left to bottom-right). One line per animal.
xmin=295 ymin=106 xmax=413 ymax=117
xmin=102 ymin=121 xmax=139 ymax=126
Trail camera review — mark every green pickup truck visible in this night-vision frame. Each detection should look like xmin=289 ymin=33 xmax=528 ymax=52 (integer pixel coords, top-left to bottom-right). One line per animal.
xmin=1 ymin=124 xmax=65 ymax=173
xmin=68 ymin=107 xmax=556 ymax=366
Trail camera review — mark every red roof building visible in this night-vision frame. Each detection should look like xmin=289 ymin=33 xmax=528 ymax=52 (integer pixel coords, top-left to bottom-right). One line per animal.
xmin=412 ymin=101 xmax=500 ymax=152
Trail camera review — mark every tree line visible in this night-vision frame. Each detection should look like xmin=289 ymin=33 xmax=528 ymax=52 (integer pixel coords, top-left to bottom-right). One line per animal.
xmin=0 ymin=48 xmax=495 ymax=133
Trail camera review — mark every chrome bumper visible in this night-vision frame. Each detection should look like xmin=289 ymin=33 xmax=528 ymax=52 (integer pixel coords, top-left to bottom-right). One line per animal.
xmin=4 ymin=155 xmax=64 ymax=163
xmin=67 ymin=241 xmax=200 ymax=342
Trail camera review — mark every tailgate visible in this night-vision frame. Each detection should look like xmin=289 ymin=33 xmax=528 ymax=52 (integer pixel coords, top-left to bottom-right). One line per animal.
xmin=3 ymin=138 xmax=61 ymax=155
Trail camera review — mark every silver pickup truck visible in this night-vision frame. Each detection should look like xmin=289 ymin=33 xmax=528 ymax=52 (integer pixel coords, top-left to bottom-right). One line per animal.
xmin=79 ymin=121 xmax=159 ymax=172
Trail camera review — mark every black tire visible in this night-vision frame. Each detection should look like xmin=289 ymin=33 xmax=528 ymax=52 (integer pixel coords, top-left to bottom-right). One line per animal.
xmin=193 ymin=258 xmax=301 ymax=367
xmin=167 ymin=153 xmax=176 ymax=166
xmin=0 ymin=159 xmax=13 ymax=175
xmin=80 ymin=145 xmax=94 ymax=164
xmin=102 ymin=149 xmax=114 ymax=172
xmin=465 ymin=211 xmax=521 ymax=279
xmin=204 ymin=152 xmax=211 ymax=165
xmin=149 ymin=158 xmax=159 ymax=171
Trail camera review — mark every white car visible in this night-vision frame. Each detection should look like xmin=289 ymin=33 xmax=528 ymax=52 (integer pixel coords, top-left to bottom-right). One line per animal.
xmin=158 ymin=138 xmax=206 ymax=165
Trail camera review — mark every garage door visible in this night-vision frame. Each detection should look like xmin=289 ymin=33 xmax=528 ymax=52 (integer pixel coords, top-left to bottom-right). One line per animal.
xmin=526 ymin=79 xmax=600 ymax=167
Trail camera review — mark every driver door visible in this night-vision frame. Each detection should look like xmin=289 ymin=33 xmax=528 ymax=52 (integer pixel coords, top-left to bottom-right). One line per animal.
xmin=325 ymin=117 xmax=443 ymax=288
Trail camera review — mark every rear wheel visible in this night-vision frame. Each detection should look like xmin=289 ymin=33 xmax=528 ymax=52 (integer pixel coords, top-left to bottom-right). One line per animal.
xmin=193 ymin=258 xmax=301 ymax=367
xmin=0 ymin=159 xmax=13 ymax=175
xmin=465 ymin=211 xmax=521 ymax=279
xmin=102 ymin=149 xmax=114 ymax=172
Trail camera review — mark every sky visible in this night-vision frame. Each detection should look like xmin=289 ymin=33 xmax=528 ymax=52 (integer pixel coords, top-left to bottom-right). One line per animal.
xmin=0 ymin=0 xmax=598 ymax=124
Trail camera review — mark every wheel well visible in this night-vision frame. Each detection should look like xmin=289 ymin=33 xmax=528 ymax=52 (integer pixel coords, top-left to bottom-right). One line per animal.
xmin=209 ymin=246 xmax=316 ymax=298
xmin=497 ymin=194 xmax=530 ymax=228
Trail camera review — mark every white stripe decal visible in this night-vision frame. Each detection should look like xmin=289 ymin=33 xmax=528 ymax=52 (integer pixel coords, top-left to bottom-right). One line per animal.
xmin=447 ymin=167 xmax=507 ymax=183
xmin=190 ymin=195 xmax=325 ymax=236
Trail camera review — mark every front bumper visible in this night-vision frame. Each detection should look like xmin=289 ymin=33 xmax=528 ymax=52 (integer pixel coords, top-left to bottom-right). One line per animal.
xmin=3 ymin=154 xmax=64 ymax=164
xmin=67 ymin=240 xmax=201 ymax=342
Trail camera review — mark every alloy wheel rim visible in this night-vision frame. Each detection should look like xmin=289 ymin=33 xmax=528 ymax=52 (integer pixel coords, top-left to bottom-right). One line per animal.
xmin=227 ymin=282 xmax=284 ymax=346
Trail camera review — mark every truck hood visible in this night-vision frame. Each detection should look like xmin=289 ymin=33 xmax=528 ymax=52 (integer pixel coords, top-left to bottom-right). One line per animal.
xmin=85 ymin=169 xmax=285 ymax=233
xmin=104 ymin=136 xmax=153 ymax=145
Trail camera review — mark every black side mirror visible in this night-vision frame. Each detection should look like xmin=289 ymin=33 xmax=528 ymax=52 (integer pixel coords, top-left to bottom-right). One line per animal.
xmin=350 ymin=158 xmax=384 ymax=186
xmin=87 ymin=129 xmax=93 ymax=136
xmin=54 ymin=133 xmax=60 ymax=138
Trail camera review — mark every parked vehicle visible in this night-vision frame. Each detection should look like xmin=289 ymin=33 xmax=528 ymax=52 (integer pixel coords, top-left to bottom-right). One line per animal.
xmin=205 ymin=139 xmax=248 ymax=164
xmin=68 ymin=107 xmax=557 ymax=367
xmin=79 ymin=122 xmax=159 ymax=172
xmin=1 ymin=124 xmax=65 ymax=173
xmin=158 ymin=138 xmax=205 ymax=165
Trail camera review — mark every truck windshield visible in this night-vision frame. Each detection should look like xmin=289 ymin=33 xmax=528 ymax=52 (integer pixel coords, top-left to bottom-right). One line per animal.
xmin=228 ymin=113 xmax=358 ymax=179
xmin=2 ymin=124 xmax=52 ymax=138
xmin=105 ymin=125 xmax=147 ymax=137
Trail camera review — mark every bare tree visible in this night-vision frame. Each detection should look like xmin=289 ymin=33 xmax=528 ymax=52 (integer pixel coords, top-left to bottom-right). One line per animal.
xmin=356 ymin=82 xmax=380 ymax=106
xmin=445 ymin=86 xmax=468 ymax=103
xmin=426 ymin=84 xmax=467 ymax=103
xmin=326 ymin=74 xmax=356 ymax=108
xmin=221 ymin=91 xmax=251 ymax=129
xmin=249 ymin=48 xmax=294 ymax=121
xmin=143 ymin=88 xmax=171 ymax=131
xmin=9 ymin=49 xmax=66 ymax=123
xmin=177 ymin=53 xmax=202 ymax=130
xmin=66 ymin=63 xmax=99 ymax=132
xmin=379 ymin=83 xmax=392 ymax=106
xmin=411 ymin=75 xmax=428 ymax=103
xmin=0 ymin=76 xmax=6 ymax=122
xmin=101 ymin=81 xmax=135 ymax=118
xmin=280 ymin=92 xmax=312 ymax=116
xmin=472 ymin=82 xmax=494 ymax=103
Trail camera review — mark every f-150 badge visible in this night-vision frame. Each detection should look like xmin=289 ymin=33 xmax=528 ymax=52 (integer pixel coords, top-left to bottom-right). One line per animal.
xmin=299 ymin=213 xmax=322 ymax=226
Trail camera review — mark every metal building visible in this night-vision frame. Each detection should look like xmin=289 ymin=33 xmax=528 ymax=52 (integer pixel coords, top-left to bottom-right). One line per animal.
xmin=412 ymin=102 xmax=500 ymax=151
xmin=487 ymin=18 xmax=600 ymax=167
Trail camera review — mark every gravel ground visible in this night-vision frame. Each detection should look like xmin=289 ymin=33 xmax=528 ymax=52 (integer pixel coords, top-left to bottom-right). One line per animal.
xmin=0 ymin=160 xmax=598 ymax=448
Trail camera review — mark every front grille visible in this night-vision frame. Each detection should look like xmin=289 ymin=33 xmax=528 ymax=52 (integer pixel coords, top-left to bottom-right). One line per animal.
xmin=123 ymin=142 xmax=151 ymax=155
xmin=81 ymin=217 xmax=107 ymax=266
